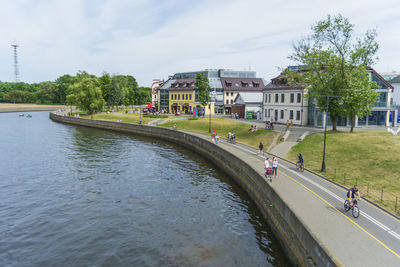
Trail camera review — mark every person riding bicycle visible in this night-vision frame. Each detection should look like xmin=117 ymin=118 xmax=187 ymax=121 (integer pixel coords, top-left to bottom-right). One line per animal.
xmin=297 ymin=153 xmax=304 ymax=166
xmin=347 ymin=185 xmax=361 ymax=206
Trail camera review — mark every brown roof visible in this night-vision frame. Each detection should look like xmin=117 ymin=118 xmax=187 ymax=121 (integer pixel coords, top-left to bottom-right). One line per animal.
xmin=220 ymin=78 xmax=264 ymax=92
xmin=367 ymin=67 xmax=394 ymax=89
xmin=168 ymin=78 xmax=197 ymax=91
xmin=263 ymin=82 xmax=304 ymax=91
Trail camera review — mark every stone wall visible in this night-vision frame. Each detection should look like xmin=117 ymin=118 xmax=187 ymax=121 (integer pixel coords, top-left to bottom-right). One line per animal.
xmin=50 ymin=113 xmax=340 ymax=267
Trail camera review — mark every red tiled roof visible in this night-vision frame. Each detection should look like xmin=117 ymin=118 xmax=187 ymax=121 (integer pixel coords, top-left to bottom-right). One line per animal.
xmin=168 ymin=78 xmax=197 ymax=91
xmin=220 ymin=78 xmax=264 ymax=91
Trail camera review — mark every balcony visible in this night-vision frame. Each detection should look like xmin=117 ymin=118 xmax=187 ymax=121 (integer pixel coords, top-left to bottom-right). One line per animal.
xmin=373 ymin=101 xmax=397 ymax=108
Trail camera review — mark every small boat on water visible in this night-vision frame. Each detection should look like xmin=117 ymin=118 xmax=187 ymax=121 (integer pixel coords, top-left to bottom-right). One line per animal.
xmin=26 ymin=114 xmax=32 ymax=118
xmin=19 ymin=113 xmax=24 ymax=117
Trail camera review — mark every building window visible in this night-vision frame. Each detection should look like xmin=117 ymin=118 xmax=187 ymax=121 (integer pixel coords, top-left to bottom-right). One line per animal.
xmin=268 ymin=94 xmax=271 ymax=103
xmin=178 ymin=94 xmax=180 ymax=100
xmin=280 ymin=110 xmax=284 ymax=119
xmin=231 ymin=92 xmax=233 ymax=96
xmin=297 ymin=93 xmax=301 ymax=103
xmin=186 ymin=94 xmax=188 ymax=100
xmin=281 ymin=93 xmax=285 ymax=103
xmin=226 ymin=92 xmax=229 ymax=96
xmin=265 ymin=109 xmax=267 ymax=117
xmin=226 ymin=100 xmax=229 ymax=104
xmin=231 ymin=100 xmax=233 ymax=104
xmin=275 ymin=110 xmax=278 ymax=120
xmin=275 ymin=94 xmax=279 ymax=103
xmin=290 ymin=110 xmax=293 ymax=120
xmin=189 ymin=94 xmax=192 ymax=100
xmin=290 ymin=93 xmax=294 ymax=103
xmin=265 ymin=94 xmax=268 ymax=103
xmin=296 ymin=110 xmax=300 ymax=120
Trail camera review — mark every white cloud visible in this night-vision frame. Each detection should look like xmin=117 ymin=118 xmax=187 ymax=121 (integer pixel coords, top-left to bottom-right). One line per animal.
xmin=0 ymin=0 xmax=399 ymax=85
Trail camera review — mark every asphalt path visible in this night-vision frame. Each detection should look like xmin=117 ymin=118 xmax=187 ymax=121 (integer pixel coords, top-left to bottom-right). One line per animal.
xmin=186 ymin=131 xmax=400 ymax=266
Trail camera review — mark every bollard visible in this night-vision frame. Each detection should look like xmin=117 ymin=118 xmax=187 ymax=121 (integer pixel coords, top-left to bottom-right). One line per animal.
xmin=381 ymin=190 xmax=383 ymax=202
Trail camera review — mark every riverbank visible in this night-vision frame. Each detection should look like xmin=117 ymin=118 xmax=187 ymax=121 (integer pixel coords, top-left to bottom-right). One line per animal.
xmin=0 ymin=103 xmax=66 ymax=113
xmin=50 ymin=112 xmax=340 ymax=266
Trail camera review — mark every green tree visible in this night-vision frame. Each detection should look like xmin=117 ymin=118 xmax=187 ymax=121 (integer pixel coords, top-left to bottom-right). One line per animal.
xmin=55 ymin=74 xmax=76 ymax=104
xmin=66 ymin=73 xmax=105 ymax=115
xmin=36 ymin=81 xmax=59 ymax=104
xmin=288 ymin=14 xmax=379 ymax=132
xmin=98 ymin=73 xmax=112 ymax=108
xmin=195 ymin=74 xmax=210 ymax=107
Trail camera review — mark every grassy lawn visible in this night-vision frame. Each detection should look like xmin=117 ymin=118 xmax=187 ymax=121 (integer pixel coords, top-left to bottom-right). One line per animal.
xmin=81 ymin=112 xmax=171 ymax=124
xmin=159 ymin=117 xmax=279 ymax=151
xmin=288 ymin=131 xmax=400 ymax=215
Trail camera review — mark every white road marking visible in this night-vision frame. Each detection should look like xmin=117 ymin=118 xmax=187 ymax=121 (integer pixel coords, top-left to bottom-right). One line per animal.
xmin=225 ymin=140 xmax=400 ymax=242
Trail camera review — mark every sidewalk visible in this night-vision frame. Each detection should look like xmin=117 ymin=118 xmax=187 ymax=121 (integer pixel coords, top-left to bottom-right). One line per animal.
xmin=184 ymin=129 xmax=400 ymax=266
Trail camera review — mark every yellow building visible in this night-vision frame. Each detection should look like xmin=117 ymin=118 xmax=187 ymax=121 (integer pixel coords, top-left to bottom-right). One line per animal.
xmin=168 ymin=79 xmax=214 ymax=115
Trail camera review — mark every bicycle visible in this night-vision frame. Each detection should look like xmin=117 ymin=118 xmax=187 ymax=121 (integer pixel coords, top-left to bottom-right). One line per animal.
xmin=296 ymin=162 xmax=304 ymax=172
xmin=344 ymin=199 xmax=360 ymax=218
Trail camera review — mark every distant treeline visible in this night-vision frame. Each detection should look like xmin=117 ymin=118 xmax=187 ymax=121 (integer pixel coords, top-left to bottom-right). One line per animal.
xmin=0 ymin=71 xmax=151 ymax=108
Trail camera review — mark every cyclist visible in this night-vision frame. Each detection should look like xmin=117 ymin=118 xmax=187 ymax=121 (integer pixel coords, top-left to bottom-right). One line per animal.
xmin=346 ymin=185 xmax=361 ymax=207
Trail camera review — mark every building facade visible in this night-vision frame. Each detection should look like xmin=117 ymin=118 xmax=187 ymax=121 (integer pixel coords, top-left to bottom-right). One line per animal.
xmin=157 ymin=69 xmax=257 ymax=114
xmin=151 ymin=79 xmax=164 ymax=109
xmin=263 ymin=75 xmax=308 ymax=125
xmin=220 ymin=77 xmax=265 ymax=115
xmin=263 ymin=67 xmax=396 ymax=127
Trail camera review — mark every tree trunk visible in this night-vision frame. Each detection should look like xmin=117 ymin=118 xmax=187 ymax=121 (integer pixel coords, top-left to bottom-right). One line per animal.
xmin=330 ymin=114 xmax=337 ymax=131
xmin=350 ymin=114 xmax=355 ymax=133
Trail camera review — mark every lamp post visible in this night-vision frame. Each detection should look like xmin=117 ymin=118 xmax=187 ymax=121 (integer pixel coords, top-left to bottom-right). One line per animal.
xmin=313 ymin=95 xmax=344 ymax=172
xmin=208 ymin=90 xmax=216 ymax=134
xmin=138 ymin=95 xmax=142 ymax=125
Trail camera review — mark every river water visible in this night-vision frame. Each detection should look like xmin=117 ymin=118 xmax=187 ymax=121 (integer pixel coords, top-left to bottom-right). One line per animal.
xmin=0 ymin=111 xmax=290 ymax=266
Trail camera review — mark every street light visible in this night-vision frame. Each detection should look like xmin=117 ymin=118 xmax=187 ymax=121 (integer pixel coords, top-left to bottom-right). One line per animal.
xmin=137 ymin=95 xmax=142 ymax=125
xmin=313 ymin=95 xmax=344 ymax=172
xmin=208 ymin=90 xmax=216 ymax=134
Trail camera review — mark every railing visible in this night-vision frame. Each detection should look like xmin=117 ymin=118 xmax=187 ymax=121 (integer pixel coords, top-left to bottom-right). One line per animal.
xmin=374 ymin=101 xmax=397 ymax=108
xmin=326 ymin=167 xmax=399 ymax=216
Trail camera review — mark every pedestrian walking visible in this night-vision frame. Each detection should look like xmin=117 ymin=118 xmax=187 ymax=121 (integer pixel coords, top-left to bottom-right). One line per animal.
xmin=232 ymin=132 xmax=236 ymax=144
xmin=228 ymin=132 xmax=232 ymax=143
xmin=285 ymin=120 xmax=290 ymax=131
xmin=290 ymin=120 xmax=294 ymax=129
xmin=258 ymin=142 xmax=264 ymax=155
xmin=272 ymin=157 xmax=278 ymax=177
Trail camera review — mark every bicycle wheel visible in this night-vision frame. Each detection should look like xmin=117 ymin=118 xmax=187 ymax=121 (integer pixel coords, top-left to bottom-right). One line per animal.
xmin=300 ymin=164 xmax=304 ymax=172
xmin=352 ymin=205 xmax=360 ymax=218
xmin=344 ymin=200 xmax=350 ymax=211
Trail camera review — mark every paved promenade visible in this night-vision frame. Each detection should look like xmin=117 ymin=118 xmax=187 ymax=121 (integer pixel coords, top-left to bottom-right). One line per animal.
xmin=185 ymin=130 xmax=400 ymax=266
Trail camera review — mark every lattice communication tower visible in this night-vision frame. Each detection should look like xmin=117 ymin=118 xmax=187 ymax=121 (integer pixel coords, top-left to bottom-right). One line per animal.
xmin=11 ymin=44 xmax=20 ymax=82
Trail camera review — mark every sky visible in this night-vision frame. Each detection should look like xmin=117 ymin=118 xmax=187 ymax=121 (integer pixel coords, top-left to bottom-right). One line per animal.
xmin=1 ymin=0 xmax=399 ymax=86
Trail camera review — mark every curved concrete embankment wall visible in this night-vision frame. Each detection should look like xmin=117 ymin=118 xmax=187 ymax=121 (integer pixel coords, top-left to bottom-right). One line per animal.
xmin=50 ymin=113 xmax=339 ymax=267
